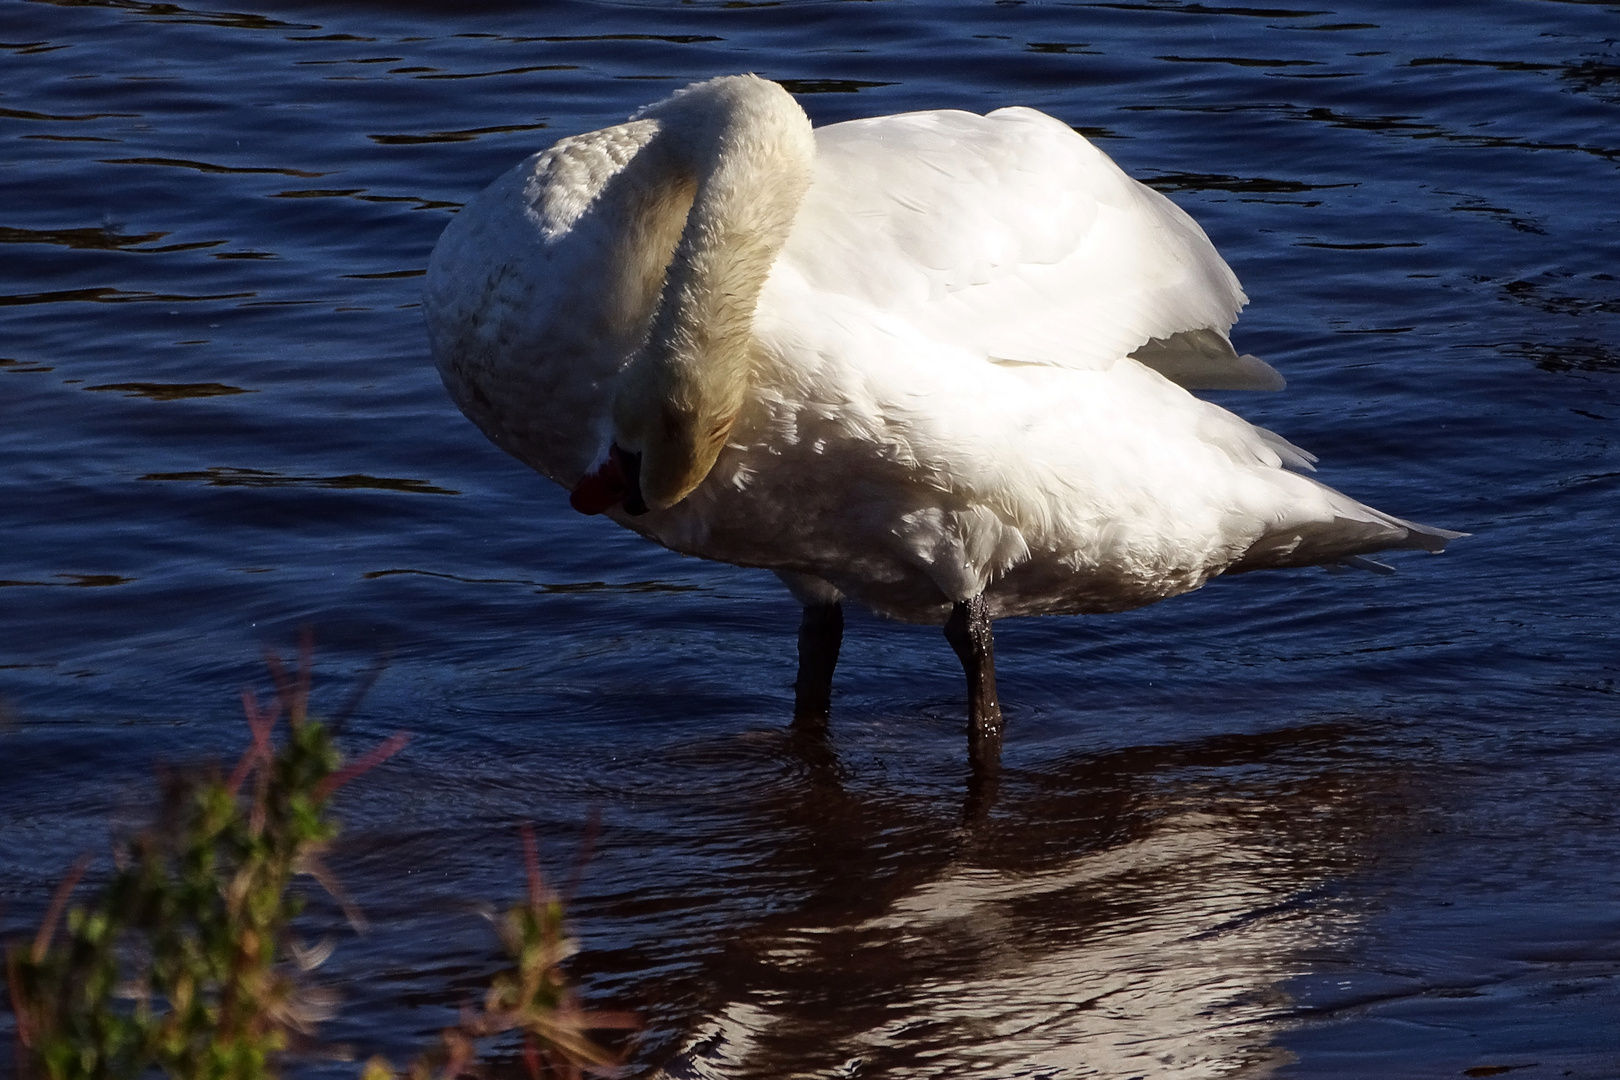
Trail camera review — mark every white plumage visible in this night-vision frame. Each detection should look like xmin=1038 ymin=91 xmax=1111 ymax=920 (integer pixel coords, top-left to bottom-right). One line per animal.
xmin=425 ymin=75 xmax=1455 ymax=762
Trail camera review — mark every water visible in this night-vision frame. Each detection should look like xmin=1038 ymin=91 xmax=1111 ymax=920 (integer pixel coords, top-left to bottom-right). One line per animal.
xmin=3 ymin=0 xmax=1619 ymax=1075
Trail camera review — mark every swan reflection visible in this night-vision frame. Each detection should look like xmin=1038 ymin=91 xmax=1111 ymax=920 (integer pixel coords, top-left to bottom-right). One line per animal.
xmin=651 ymin=722 xmax=1396 ymax=1078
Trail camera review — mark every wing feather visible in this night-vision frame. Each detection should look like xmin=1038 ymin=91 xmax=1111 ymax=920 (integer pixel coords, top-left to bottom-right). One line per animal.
xmin=775 ymin=107 xmax=1282 ymax=390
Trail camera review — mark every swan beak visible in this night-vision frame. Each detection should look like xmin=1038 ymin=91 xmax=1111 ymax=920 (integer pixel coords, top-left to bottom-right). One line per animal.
xmin=568 ymin=444 xmax=648 ymax=516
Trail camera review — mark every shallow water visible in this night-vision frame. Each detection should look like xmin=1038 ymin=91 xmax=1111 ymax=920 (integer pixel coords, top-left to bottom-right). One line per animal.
xmin=3 ymin=0 xmax=1620 ymax=1075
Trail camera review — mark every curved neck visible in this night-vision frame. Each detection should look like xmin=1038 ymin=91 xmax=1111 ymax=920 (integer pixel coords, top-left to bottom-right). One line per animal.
xmin=612 ymin=76 xmax=815 ymax=511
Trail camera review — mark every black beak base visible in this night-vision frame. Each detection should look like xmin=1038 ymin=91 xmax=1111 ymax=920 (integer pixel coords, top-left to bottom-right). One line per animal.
xmin=618 ymin=448 xmax=647 ymax=516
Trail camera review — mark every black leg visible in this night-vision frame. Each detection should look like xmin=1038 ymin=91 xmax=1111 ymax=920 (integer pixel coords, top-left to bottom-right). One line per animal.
xmin=944 ymin=594 xmax=1003 ymax=775
xmin=962 ymin=767 xmax=1002 ymax=825
xmin=793 ymin=601 xmax=843 ymax=729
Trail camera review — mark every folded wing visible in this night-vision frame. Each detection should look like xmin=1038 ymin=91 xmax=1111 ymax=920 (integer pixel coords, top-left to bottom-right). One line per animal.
xmin=779 ymin=107 xmax=1283 ymax=391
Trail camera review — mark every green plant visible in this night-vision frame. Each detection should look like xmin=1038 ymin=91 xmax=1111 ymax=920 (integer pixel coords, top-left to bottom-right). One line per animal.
xmin=363 ymin=824 xmax=637 ymax=1080
xmin=5 ymin=642 xmax=633 ymax=1080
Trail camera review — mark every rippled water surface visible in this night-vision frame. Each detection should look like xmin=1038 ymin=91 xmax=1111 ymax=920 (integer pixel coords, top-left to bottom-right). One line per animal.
xmin=4 ymin=0 xmax=1620 ymax=1075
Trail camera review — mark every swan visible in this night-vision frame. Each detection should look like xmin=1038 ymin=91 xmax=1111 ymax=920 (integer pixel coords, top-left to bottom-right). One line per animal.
xmin=424 ymin=75 xmax=1458 ymax=773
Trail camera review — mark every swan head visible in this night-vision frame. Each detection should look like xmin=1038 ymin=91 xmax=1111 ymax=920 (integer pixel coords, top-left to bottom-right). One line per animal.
xmin=568 ymin=421 xmax=736 ymax=522
xmin=568 ymin=369 xmax=741 ymax=516
xmin=618 ymin=356 xmax=745 ymax=511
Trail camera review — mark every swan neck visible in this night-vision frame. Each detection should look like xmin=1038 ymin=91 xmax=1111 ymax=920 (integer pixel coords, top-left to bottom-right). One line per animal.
xmin=614 ymin=76 xmax=815 ymax=511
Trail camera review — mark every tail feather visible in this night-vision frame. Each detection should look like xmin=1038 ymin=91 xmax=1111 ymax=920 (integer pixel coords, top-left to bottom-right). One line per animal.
xmin=1375 ymin=510 xmax=1465 ymax=553
xmin=1331 ymin=554 xmax=1398 ymax=575
xmin=1229 ymin=477 xmax=1465 ymax=574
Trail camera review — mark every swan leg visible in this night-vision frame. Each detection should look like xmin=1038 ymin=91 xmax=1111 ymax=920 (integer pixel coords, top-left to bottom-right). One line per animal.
xmin=793 ymin=601 xmax=843 ymax=728
xmin=945 ymin=594 xmax=1003 ymax=773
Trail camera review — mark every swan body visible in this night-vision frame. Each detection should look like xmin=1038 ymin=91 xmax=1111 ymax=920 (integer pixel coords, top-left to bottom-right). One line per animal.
xmin=426 ymin=76 xmax=1456 ymax=764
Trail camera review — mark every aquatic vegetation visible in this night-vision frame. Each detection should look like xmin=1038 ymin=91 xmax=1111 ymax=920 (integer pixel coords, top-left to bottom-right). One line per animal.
xmin=5 ymin=643 xmax=632 ymax=1080
xmin=361 ymin=823 xmax=636 ymax=1080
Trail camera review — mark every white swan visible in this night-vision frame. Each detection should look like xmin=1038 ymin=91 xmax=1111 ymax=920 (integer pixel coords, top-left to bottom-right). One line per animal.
xmin=425 ymin=75 xmax=1458 ymax=771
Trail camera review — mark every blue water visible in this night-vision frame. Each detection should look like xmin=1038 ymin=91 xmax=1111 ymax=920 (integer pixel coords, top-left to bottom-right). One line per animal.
xmin=3 ymin=0 xmax=1620 ymax=1075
